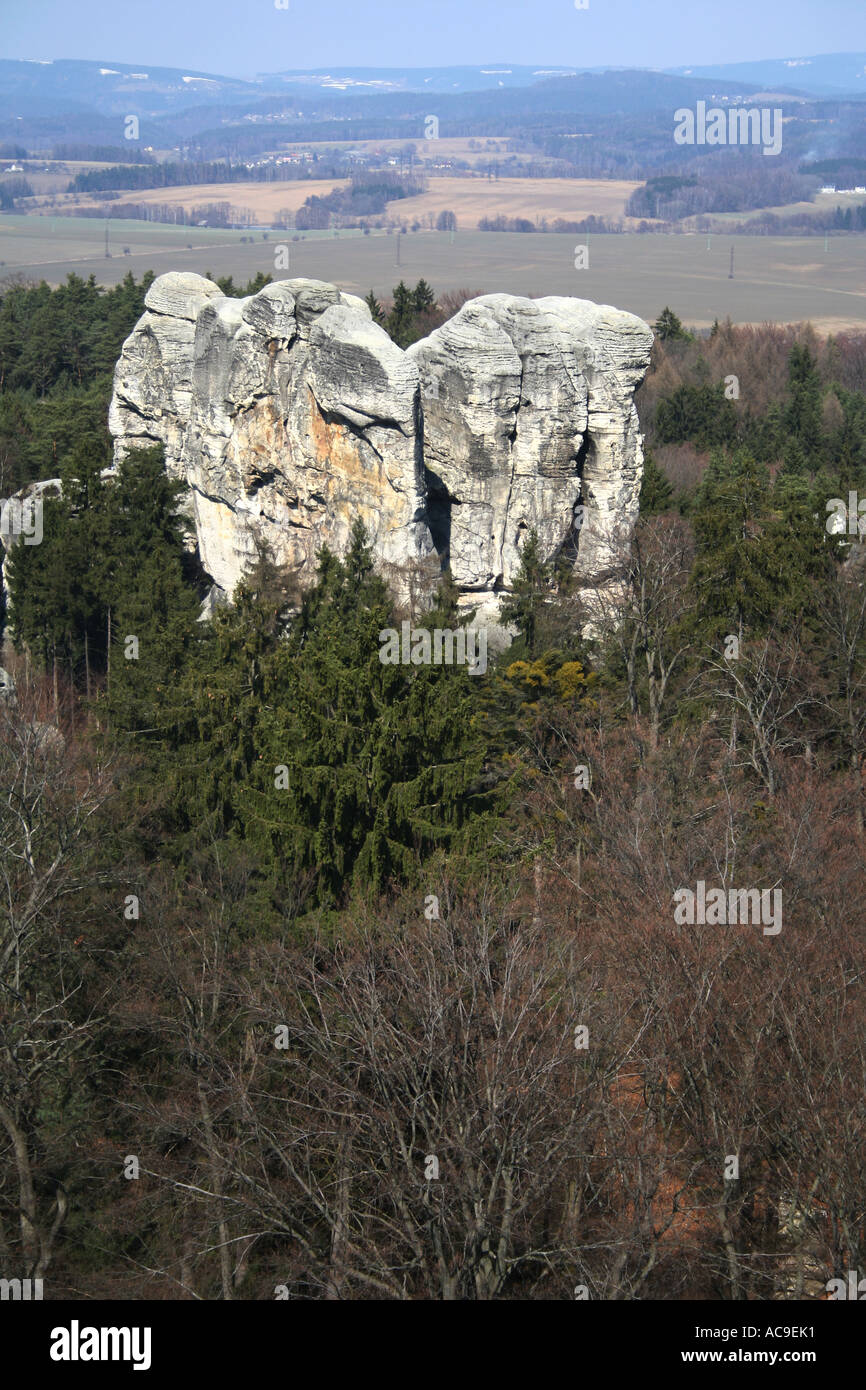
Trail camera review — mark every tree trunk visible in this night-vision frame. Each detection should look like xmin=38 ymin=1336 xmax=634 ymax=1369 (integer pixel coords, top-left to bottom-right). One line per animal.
xmin=196 ymin=1079 xmax=233 ymax=1301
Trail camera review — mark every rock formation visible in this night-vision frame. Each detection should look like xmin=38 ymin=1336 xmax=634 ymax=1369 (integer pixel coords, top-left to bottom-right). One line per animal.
xmin=109 ymin=272 xmax=653 ymax=620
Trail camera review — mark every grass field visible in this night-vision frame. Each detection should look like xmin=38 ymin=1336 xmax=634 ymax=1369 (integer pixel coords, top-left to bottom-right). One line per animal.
xmin=2 ymin=217 xmax=866 ymax=332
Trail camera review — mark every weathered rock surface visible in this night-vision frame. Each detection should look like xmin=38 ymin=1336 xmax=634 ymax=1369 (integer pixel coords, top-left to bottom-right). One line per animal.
xmin=109 ymin=273 xmax=653 ymax=615
xmin=408 ymin=294 xmax=652 ymax=614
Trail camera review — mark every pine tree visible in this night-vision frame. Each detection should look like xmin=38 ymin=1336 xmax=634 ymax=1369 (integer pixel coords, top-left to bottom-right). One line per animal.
xmin=784 ymin=342 xmax=824 ymax=465
xmin=105 ymin=546 xmax=203 ymax=740
xmin=639 ymin=450 xmax=674 ymax=514
xmin=386 ymin=281 xmax=416 ymax=347
xmin=689 ymin=449 xmax=780 ymax=640
xmin=364 ymin=290 xmax=385 ymax=323
xmin=499 ymin=530 xmax=550 ymax=659
xmin=412 ymin=279 xmax=436 ymax=315
xmin=173 ymin=522 xmax=495 ymax=903
xmin=653 ymin=307 xmax=691 ymax=342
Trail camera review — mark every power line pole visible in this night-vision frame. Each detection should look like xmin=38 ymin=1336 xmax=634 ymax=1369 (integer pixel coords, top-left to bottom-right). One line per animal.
xmin=729 ymin=246 xmax=734 ymax=279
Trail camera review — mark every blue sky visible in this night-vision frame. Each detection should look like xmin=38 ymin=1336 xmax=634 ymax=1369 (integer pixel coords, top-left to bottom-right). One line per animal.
xmin=2 ymin=0 xmax=865 ymax=77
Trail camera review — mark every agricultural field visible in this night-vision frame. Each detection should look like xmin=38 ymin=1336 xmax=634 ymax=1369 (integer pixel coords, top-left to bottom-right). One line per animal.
xmin=47 ymin=174 xmax=642 ymax=229
xmin=2 ymin=217 xmax=865 ymax=331
xmin=380 ymin=175 xmax=641 ymax=227
xmin=37 ymin=178 xmax=353 ymax=220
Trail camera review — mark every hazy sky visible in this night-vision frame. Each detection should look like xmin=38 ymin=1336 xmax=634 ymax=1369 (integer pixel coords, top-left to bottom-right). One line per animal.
xmin=2 ymin=0 xmax=865 ymax=77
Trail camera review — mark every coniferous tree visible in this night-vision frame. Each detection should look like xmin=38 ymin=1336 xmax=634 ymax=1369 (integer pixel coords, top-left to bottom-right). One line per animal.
xmin=689 ymin=450 xmax=782 ymax=642
xmin=785 ymin=343 xmax=824 ymax=465
xmin=412 ymin=279 xmax=436 ymax=315
xmin=653 ymin=306 xmax=691 ymax=342
xmin=499 ymin=530 xmax=550 ymax=660
xmin=639 ymin=450 xmax=674 ymax=514
xmin=364 ymin=290 xmax=385 ymax=324
xmin=163 ymin=524 xmax=492 ymax=903
xmin=386 ymin=280 xmax=416 ymax=346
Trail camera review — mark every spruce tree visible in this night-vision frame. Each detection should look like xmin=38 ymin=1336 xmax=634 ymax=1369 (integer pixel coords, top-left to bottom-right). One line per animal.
xmin=499 ymin=530 xmax=550 ymax=659
xmin=186 ymin=522 xmax=495 ymax=902
xmin=653 ymin=307 xmax=691 ymax=342
xmin=412 ymin=279 xmax=436 ymax=315
xmin=639 ymin=450 xmax=674 ymax=514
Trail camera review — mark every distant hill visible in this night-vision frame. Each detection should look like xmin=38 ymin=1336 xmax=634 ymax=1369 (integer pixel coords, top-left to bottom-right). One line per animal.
xmin=666 ymin=52 xmax=866 ymax=98
xmin=0 ymin=59 xmax=768 ymax=132
xmin=0 ymin=55 xmax=863 ymax=151
xmin=256 ymin=65 xmax=587 ymax=95
xmin=0 ymin=59 xmax=263 ymax=119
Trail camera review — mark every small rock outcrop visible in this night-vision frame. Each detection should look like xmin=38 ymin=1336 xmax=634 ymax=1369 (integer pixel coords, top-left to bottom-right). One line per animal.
xmin=109 ymin=273 xmax=653 ymax=617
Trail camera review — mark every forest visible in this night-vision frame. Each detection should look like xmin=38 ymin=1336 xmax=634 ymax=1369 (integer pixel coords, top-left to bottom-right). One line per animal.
xmin=0 ymin=273 xmax=864 ymax=1299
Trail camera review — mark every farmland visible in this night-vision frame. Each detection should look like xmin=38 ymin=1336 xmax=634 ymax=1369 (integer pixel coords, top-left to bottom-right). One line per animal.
xmin=36 ymin=174 xmax=642 ymax=229
xmin=2 ymin=216 xmax=865 ymax=331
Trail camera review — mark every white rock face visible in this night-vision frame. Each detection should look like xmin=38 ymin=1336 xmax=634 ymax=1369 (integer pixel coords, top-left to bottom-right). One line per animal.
xmin=408 ymin=294 xmax=653 ymax=612
xmin=109 ymin=273 xmax=653 ymax=614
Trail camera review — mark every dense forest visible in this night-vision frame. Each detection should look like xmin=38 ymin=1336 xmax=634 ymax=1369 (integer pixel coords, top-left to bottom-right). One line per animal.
xmin=0 ymin=272 xmax=865 ymax=1299
xmin=68 ymin=160 xmax=325 ymax=193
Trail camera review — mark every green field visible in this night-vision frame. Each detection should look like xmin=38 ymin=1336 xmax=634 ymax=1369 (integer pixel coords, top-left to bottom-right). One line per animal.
xmin=2 ymin=216 xmax=866 ymax=331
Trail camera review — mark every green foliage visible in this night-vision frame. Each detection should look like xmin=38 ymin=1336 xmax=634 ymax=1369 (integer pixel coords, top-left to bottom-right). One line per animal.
xmin=784 ymin=343 xmax=824 ymax=464
xmin=364 ymin=289 xmax=385 ymax=323
xmin=157 ymin=524 xmax=493 ymax=904
xmin=412 ymin=279 xmax=436 ymax=314
xmin=648 ymin=337 xmax=866 ymax=495
xmin=0 ymin=271 xmax=153 ymax=490
xmin=639 ymin=449 xmax=674 ymax=514
xmin=8 ymin=444 xmax=202 ymax=682
xmin=384 ymin=278 xmax=439 ymax=347
xmin=655 ymin=383 xmax=738 ymax=451
xmin=207 ymin=271 xmax=273 ymax=297
xmin=688 ymin=448 xmax=831 ymax=642
xmin=499 ymin=530 xmax=550 ymax=660
xmin=653 ymin=306 xmax=691 ymax=342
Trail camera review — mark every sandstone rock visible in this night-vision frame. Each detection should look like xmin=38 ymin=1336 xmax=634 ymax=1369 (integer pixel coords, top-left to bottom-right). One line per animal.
xmin=112 ymin=275 xmax=434 ymax=597
xmin=144 ymin=271 xmax=223 ymax=320
xmin=408 ymin=294 xmax=653 ymax=613
xmin=109 ymin=274 xmax=653 ymax=620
